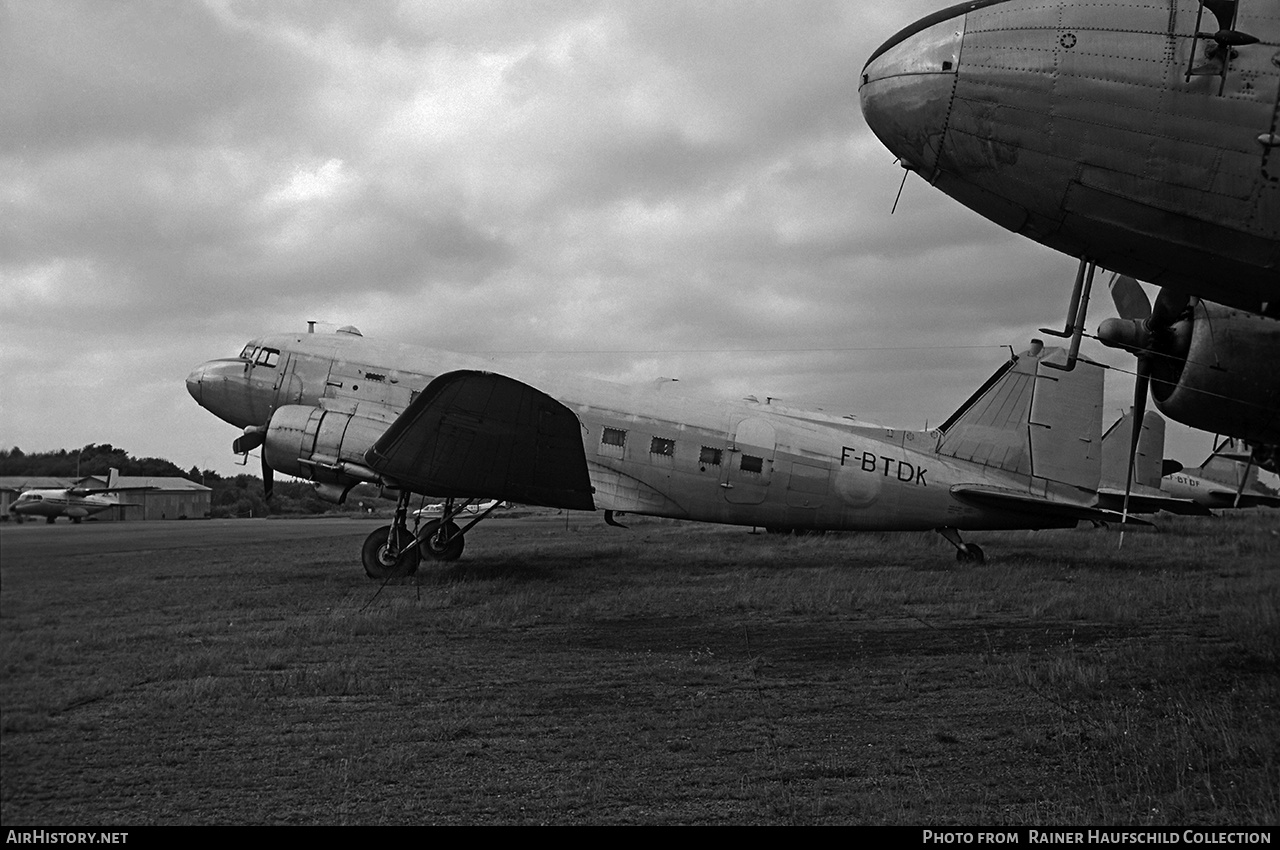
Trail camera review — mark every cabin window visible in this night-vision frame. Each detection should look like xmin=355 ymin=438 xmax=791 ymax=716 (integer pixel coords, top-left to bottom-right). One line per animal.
xmin=602 ymin=428 xmax=627 ymax=448
xmin=650 ymin=437 xmax=675 ymax=457
xmin=239 ymin=344 xmax=257 ymax=360
xmin=255 ymin=347 xmax=280 ymax=368
xmin=699 ymin=446 xmax=722 ymax=466
xmin=740 ymin=455 xmax=764 ymax=474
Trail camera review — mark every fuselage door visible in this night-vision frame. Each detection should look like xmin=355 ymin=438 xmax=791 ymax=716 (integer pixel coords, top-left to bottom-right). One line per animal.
xmin=722 ymin=417 xmax=776 ymax=504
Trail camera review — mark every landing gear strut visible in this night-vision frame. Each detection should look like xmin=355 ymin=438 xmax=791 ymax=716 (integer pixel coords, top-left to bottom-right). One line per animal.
xmin=361 ymin=524 xmax=418 ymax=579
xmin=358 ymin=494 xmax=498 ymax=577
xmin=417 ymin=519 xmax=465 ymax=561
xmin=361 ymin=491 xmax=420 ymax=579
xmin=937 ymin=527 xmax=985 ymax=564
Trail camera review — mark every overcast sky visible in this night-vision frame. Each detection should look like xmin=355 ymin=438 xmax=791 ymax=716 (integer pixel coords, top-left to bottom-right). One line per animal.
xmin=0 ymin=0 xmax=1222 ymax=479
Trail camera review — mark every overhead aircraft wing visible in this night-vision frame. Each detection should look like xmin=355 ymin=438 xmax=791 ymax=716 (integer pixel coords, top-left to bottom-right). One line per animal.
xmin=365 ymin=370 xmax=596 ymax=511
xmin=950 ymin=484 xmax=1152 ymax=527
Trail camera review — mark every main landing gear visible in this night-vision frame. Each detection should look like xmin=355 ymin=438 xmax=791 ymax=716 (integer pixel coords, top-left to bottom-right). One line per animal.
xmin=360 ymin=493 xmax=493 ymax=579
xmin=936 ymin=527 xmax=985 ymax=565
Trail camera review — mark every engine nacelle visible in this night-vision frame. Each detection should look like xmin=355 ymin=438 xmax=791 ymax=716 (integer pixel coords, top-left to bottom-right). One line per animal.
xmin=262 ymin=405 xmax=388 ymax=495
xmin=1152 ymin=303 xmax=1280 ymax=445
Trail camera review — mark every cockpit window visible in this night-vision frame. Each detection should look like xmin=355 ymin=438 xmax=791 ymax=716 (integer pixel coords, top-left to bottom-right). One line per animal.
xmin=254 ymin=347 xmax=280 ymax=368
xmin=239 ymin=344 xmax=258 ymax=360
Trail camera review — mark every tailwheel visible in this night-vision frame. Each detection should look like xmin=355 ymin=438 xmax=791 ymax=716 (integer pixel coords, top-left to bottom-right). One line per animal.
xmin=937 ymin=527 xmax=985 ymax=565
xmin=361 ymin=524 xmax=419 ymax=579
xmin=417 ymin=519 xmax=465 ymax=561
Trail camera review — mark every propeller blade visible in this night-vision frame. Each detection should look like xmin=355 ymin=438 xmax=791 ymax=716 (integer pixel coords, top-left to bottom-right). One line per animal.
xmin=261 ymin=452 xmax=274 ymax=501
xmin=1149 ymin=287 xmax=1190 ymax=330
xmin=1119 ymin=360 xmax=1152 ymax=548
xmin=1107 ymin=273 xmax=1151 ymax=321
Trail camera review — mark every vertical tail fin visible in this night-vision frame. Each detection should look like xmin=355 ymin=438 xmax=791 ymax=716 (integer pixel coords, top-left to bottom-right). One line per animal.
xmin=936 ymin=342 xmax=1103 ymax=490
xmin=1195 ymin=440 xmax=1258 ymax=490
xmin=106 ymin=468 xmax=120 ymax=490
xmin=1101 ymin=409 xmax=1166 ymax=489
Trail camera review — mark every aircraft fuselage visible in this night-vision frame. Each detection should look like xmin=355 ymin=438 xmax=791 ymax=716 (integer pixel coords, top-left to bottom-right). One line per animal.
xmin=9 ymin=491 xmax=116 ymax=522
xmin=859 ymin=0 xmax=1280 ymax=309
xmin=188 ymin=329 xmax=1097 ymax=535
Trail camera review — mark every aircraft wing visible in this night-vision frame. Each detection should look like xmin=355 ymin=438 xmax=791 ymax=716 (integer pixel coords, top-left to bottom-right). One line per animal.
xmin=1093 ymin=489 xmax=1213 ymax=517
xmin=1197 ymin=492 xmax=1280 ymax=510
xmin=950 ymin=485 xmax=1152 ymax=526
xmin=365 ymin=370 xmax=596 ymax=511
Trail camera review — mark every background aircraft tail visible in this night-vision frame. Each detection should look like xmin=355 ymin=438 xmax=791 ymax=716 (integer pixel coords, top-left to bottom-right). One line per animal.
xmin=1100 ymin=410 xmax=1165 ymax=490
xmin=935 ymin=341 xmax=1102 ymax=491
xmin=1194 ymin=440 xmax=1259 ymax=490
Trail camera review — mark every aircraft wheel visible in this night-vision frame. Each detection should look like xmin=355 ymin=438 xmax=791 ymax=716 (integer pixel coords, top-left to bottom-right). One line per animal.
xmin=955 ymin=544 xmax=985 ymax=565
xmin=46 ymin=517 xmax=56 ymax=524
xmin=418 ymin=520 xmax=465 ymax=561
xmin=361 ymin=525 xmax=419 ymax=579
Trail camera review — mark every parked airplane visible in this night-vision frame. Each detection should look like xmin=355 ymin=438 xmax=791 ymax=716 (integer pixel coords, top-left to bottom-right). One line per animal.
xmin=8 ymin=469 xmax=146 ymax=523
xmin=1164 ymin=438 xmax=1280 ymax=509
xmin=858 ymin=1 xmax=1280 ymax=457
xmin=187 ymin=326 xmax=1146 ymax=578
xmin=414 ymin=499 xmax=508 ymax=518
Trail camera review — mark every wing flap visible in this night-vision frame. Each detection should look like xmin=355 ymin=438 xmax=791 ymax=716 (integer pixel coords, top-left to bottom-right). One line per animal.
xmin=366 ymin=370 xmax=595 ymax=510
xmin=951 ymin=484 xmax=1152 ymax=526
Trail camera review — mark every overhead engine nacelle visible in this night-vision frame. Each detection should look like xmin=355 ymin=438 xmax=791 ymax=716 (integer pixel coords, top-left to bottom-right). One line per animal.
xmin=262 ymin=405 xmax=389 ymax=501
xmin=1149 ymin=303 xmax=1280 ymax=445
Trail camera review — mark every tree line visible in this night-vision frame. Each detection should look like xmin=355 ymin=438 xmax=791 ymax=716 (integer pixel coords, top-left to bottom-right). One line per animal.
xmin=0 ymin=444 xmax=385 ymax=518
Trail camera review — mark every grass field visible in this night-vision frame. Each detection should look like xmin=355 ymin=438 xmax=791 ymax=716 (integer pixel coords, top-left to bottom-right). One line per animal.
xmin=1 ymin=512 xmax=1277 ymax=825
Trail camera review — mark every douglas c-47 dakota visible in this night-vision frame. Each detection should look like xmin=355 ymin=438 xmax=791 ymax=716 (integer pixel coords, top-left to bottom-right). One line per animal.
xmin=188 ymin=325 xmax=1144 ymax=578
xmin=859 ymin=0 xmax=1280 ymax=483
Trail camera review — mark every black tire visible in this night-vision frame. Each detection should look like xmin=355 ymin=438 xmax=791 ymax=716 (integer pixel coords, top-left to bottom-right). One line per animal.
xmin=417 ymin=519 xmax=465 ymax=561
xmin=955 ymin=544 xmax=985 ymax=565
xmin=361 ymin=525 xmax=419 ymax=579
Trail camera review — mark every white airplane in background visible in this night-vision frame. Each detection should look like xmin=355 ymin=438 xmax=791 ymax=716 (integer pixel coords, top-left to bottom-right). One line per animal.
xmin=8 ymin=469 xmax=147 ymax=523
xmin=415 ymin=499 xmax=508 ymax=518
xmin=1164 ymin=439 xmax=1280 ymax=510
xmin=187 ymin=325 xmax=1147 ymax=578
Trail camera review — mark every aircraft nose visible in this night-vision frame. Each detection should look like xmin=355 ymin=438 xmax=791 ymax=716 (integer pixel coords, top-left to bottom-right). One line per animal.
xmin=859 ymin=8 xmax=966 ymax=180
xmin=186 ymin=364 xmax=206 ymax=405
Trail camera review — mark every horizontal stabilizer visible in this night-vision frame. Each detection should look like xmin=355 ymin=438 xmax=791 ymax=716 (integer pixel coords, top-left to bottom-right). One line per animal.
xmin=951 ymin=484 xmax=1152 ymax=526
xmin=365 ymin=370 xmax=596 ymax=510
xmin=1197 ymin=491 xmax=1280 ymax=509
xmin=1093 ymin=489 xmax=1212 ymax=516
